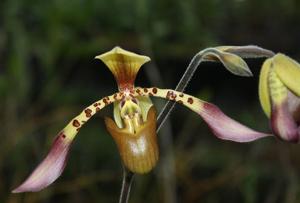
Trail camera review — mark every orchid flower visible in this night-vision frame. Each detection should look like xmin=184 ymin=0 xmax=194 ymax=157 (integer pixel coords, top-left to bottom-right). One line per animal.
xmin=259 ymin=53 xmax=300 ymax=142
xmin=12 ymin=46 xmax=272 ymax=193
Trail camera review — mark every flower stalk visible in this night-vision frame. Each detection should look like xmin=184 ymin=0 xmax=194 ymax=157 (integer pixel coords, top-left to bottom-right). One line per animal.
xmin=119 ymin=167 xmax=134 ymax=203
xmin=158 ymin=45 xmax=275 ymax=130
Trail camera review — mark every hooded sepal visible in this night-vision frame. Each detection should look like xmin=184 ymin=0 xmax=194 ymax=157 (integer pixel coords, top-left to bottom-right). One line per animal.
xmin=12 ymin=132 xmax=72 ymax=193
xmin=95 ymin=47 xmax=150 ymax=91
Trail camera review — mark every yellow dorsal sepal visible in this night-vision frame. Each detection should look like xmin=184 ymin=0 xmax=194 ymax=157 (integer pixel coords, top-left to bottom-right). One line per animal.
xmin=95 ymin=46 xmax=150 ymax=91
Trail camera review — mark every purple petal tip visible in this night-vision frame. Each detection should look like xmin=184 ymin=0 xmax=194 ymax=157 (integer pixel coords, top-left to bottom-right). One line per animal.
xmin=12 ymin=132 xmax=72 ymax=193
xmin=200 ymin=102 xmax=272 ymax=142
xmin=271 ymin=102 xmax=299 ymax=143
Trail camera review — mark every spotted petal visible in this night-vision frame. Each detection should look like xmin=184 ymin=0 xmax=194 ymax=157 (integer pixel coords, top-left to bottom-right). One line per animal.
xmin=134 ymin=87 xmax=272 ymax=142
xmin=12 ymin=92 xmax=123 ymax=193
xmin=12 ymin=133 xmax=71 ymax=193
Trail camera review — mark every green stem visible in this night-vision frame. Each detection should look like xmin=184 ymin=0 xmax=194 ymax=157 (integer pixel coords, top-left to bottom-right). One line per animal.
xmin=157 ymin=51 xmax=204 ymax=130
xmin=119 ymin=167 xmax=134 ymax=203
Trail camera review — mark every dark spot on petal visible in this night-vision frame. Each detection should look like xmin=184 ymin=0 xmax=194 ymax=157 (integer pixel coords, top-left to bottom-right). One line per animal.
xmin=72 ymin=119 xmax=81 ymax=127
xmin=132 ymin=98 xmax=138 ymax=104
xmin=144 ymin=88 xmax=148 ymax=93
xmin=177 ymin=100 xmax=183 ymax=104
xmin=166 ymin=91 xmax=172 ymax=99
xmin=187 ymin=97 xmax=194 ymax=104
xmin=120 ymin=100 xmax=125 ymax=107
xmin=85 ymin=108 xmax=92 ymax=117
xmin=179 ymin=93 xmax=184 ymax=97
xmin=103 ymin=98 xmax=110 ymax=105
xmin=152 ymin=87 xmax=158 ymax=94
xmin=113 ymin=93 xmax=118 ymax=99
xmin=166 ymin=91 xmax=177 ymax=100
xmin=85 ymin=108 xmax=92 ymax=114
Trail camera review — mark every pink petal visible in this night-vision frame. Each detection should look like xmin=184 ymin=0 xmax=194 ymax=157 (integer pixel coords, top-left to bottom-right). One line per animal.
xmin=134 ymin=87 xmax=272 ymax=143
xmin=271 ymin=101 xmax=299 ymax=143
xmin=12 ymin=132 xmax=72 ymax=193
xmin=12 ymin=92 xmax=123 ymax=193
xmin=287 ymin=91 xmax=300 ymax=122
xmin=199 ymin=102 xmax=272 ymax=142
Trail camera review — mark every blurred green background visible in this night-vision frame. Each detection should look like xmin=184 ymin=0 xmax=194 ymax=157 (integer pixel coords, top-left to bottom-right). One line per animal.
xmin=1 ymin=0 xmax=300 ymax=202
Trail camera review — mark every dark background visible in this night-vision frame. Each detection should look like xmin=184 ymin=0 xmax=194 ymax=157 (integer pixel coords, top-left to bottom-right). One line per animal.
xmin=1 ymin=0 xmax=300 ymax=202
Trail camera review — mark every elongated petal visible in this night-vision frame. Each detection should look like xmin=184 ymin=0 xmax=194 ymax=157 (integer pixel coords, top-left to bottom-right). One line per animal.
xmin=271 ymin=100 xmax=299 ymax=142
xmin=12 ymin=133 xmax=71 ymax=193
xmin=95 ymin=47 xmax=150 ymax=91
xmin=215 ymin=45 xmax=275 ymax=58
xmin=200 ymin=48 xmax=253 ymax=76
xmin=134 ymin=87 xmax=272 ymax=142
xmin=258 ymin=58 xmax=273 ymax=117
xmin=273 ymin=53 xmax=300 ymax=97
xmin=12 ymin=92 xmax=123 ymax=193
xmin=197 ymin=102 xmax=272 ymax=142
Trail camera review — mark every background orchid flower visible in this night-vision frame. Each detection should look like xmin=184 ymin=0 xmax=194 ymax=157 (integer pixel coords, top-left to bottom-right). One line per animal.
xmin=259 ymin=53 xmax=300 ymax=142
xmin=12 ymin=46 xmax=271 ymax=193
